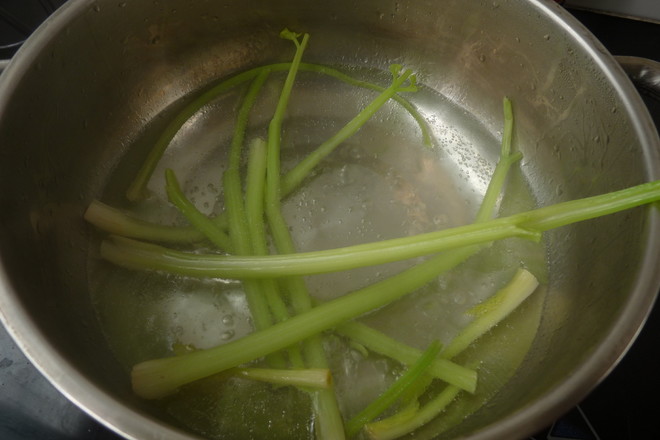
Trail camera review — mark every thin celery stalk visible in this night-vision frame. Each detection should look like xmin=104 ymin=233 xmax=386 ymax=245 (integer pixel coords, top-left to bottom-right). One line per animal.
xmin=99 ymin=61 xmax=430 ymax=238
xmin=164 ymin=169 xmax=233 ymax=251
xmin=365 ymin=383 xmax=463 ymax=440
xmin=224 ymin=69 xmax=270 ymax=255
xmin=345 ymin=340 xmax=442 ymax=437
xmin=245 ymin=139 xmax=301 ymax=366
xmin=102 ymin=178 xmax=660 ymax=279
xmin=83 ymin=200 xmax=203 ymax=243
xmin=297 ymin=62 xmax=432 ymax=147
xmin=281 ymin=64 xmax=418 ymax=196
xmin=441 ymin=268 xmax=539 ymax=359
xmin=130 ymin=243 xmax=486 ymax=400
xmin=126 ymin=66 xmax=266 ymax=202
xmin=100 ymin=222 xmax=537 ymax=278
xmin=264 ymin=29 xmax=345 ymax=440
xmin=220 ymin=70 xmax=285 ymax=364
xmin=335 ymin=322 xmax=476 ymax=393
xmin=361 ymin=268 xmax=539 ymax=439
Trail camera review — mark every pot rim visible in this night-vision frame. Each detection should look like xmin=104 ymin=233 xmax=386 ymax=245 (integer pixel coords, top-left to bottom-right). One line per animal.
xmin=0 ymin=1 xmax=658 ymax=439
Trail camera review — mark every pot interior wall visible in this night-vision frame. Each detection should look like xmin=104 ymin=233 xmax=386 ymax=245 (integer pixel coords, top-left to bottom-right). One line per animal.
xmin=0 ymin=0 xmax=657 ymax=438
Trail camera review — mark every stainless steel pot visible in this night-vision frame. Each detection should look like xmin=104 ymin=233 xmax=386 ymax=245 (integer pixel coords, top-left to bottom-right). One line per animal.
xmin=0 ymin=0 xmax=659 ymax=439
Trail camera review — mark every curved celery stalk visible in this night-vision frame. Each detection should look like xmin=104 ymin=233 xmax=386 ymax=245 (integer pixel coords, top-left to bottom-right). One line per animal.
xmin=364 ymin=382 xmax=463 ymax=440
xmin=221 ymin=69 xmax=280 ymax=339
xmin=245 ymin=139 xmax=301 ymax=366
xmin=164 ymin=168 xmax=233 ymax=252
xmin=130 ymin=244 xmax=491 ymax=400
xmin=441 ymin=268 xmax=539 ymax=359
xmin=265 ymin=29 xmax=347 ymax=440
xmin=281 ymin=64 xmax=418 ymax=196
xmin=345 ymin=340 xmax=441 ymax=437
xmin=101 ymin=178 xmax=660 ymax=279
xmin=83 ymin=200 xmax=204 ymax=243
xmin=334 ymin=322 xmax=476 ymax=393
xmin=99 ymin=223 xmax=538 ymax=278
xmin=124 ymin=61 xmax=431 ymax=203
xmin=363 ymin=269 xmax=539 ymax=439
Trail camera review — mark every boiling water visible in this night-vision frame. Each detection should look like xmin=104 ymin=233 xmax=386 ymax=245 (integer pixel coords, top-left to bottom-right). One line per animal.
xmin=88 ymin=69 xmax=547 ymax=439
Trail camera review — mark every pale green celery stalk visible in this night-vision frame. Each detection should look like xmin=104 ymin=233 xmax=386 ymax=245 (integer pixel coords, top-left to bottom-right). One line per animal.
xmin=125 ymin=66 xmax=267 ymax=202
xmin=441 ymin=268 xmax=539 ymax=359
xmin=334 ymin=322 xmax=476 ymax=393
xmin=97 ymin=61 xmax=430 ymax=238
xmin=345 ymin=341 xmax=442 ymax=438
xmin=245 ymin=139 xmax=304 ymax=368
xmin=264 ymin=29 xmax=346 ymax=440
xmin=100 ymin=222 xmax=537 ymax=278
xmin=330 ymin=96 xmax=519 ymax=395
xmin=365 ymin=382 xmax=463 ymax=440
xmin=230 ymin=367 xmax=331 ymax=389
xmin=362 ymin=269 xmax=539 ymax=439
xmin=474 ymin=97 xmax=519 ymax=223
xmin=130 ymin=244 xmax=486 ymax=400
xmin=102 ymin=178 xmax=660 ymax=278
xmin=164 ymin=169 xmax=233 ymax=252
xmin=281 ymin=64 xmax=418 ymax=196
xmin=221 ymin=70 xmax=279 ymax=341
xmin=297 ymin=63 xmax=432 ymax=147
xmin=83 ymin=200 xmax=203 ymax=243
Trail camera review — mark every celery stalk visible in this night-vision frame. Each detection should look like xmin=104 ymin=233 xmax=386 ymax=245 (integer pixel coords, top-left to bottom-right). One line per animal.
xmin=345 ymin=340 xmax=441 ymax=437
xmin=83 ymin=200 xmax=204 ymax=243
xmin=124 ymin=61 xmax=430 ymax=203
xmin=164 ymin=169 xmax=233 ymax=251
xmin=441 ymin=268 xmax=539 ymax=359
xmin=130 ymin=244 xmax=486 ymax=399
xmin=264 ymin=29 xmax=346 ymax=440
xmin=364 ymin=383 xmax=463 ymax=440
xmin=230 ymin=367 xmax=332 ymax=389
xmin=281 ymin=64 xmax=418 ymax=195
xmin=102 ymin=179 xmax=660 ymax=278
xmin=335 ymin=322 xmax=477 ymax=393
xmin=363 ymin=269 xmax=539 ymax=439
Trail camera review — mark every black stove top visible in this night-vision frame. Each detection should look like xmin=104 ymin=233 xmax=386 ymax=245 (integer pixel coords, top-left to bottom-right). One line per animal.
xmin=0 ymin=2 xmax=659 ymax=440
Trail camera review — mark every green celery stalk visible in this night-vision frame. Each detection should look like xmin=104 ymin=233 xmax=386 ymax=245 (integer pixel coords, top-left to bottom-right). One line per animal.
xmin=363 ymin=269 xmax=540 ymax=439
xmin=281 ymin=64 xmax=418 ymax=195
xmin=441 ymin=268 xmax=539 ymax=359
xmin=124 ymin=61 xmax=430 ymax=203
xmin=264 ymin=29 xmax=346 ymax=440
xmin=345 ymin=340 xmax=442 ymax=437
xmin=102 ymin=178 xmax=660 ymax=279
xmin=364 ymin=382 xmax=463 ymax=440
xmin=130 ymin=244 xmax=489 ymax=400
xmin=230 ymin=367 xmax=331 ymax=389
xmin=164 ymin=169 xmax=233 ymax=251
xmin=334 ymin=322 xmax=477 ymax=393
xmin=83 ymin=200 xmax=204 ymax=243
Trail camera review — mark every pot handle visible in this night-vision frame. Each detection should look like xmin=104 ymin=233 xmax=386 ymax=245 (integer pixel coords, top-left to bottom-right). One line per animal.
xmin=616 ymin=56 xmax=660 ymax=100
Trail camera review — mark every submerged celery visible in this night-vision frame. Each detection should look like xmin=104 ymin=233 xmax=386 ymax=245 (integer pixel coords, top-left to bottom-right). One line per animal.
xmin=89 ymin=26 xmax=660 ymax=440
xmin=363 ymin=269 xmax=539 ymax=439
xmin=99 ymin=177 xmax=660 ymax=279
xmin=345 ymin=340 xmax=442 ymax=437
xmin=264 ymin=29 xmax=346 ymax=440
xmin=123 ymin=61 xmax=431 ymax=203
